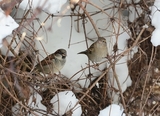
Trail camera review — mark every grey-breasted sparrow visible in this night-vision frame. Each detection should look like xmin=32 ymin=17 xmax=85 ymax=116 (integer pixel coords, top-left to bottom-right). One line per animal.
xmin=78 ymin=37 xmax=108 ymax=62
xmin=35 ymin=49 xmax=67 ymax=74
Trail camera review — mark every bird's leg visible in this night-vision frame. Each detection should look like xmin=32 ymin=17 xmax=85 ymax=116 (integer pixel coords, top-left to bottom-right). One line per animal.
xmin=92 ymin=61 xmax=100 ymax=70
xmin=48 ymin=73 xmax=60 ymax=80
xmin=57 ymin=71 xmax=63 ymax=78
xmin=106 ymin=54 xmax=110 ymax=60
xmin=87 ymin=73 xmax=93 ymax=83
xmin=88 ymin=60 xmax=91 ymax=75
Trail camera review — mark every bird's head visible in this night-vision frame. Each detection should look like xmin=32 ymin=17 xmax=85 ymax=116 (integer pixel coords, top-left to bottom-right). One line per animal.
xmin=54 ymin=49 xmax=67 ymax=60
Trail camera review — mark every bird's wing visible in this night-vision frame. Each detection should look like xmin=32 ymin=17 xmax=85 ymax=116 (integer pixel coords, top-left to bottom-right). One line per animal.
xmin=88 ymin=43 xmax=95 ymax=54
xmin=37 ymin=54 xmax=55 ymax=66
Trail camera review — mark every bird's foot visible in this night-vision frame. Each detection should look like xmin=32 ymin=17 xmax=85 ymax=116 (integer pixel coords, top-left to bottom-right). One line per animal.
xmin=87 ymin=73 xmax=93 ymax=78
xmin=92 ymin=63 xmax=100 ymax=70
xmin=56 ymin=72 xmax=65 ymax=78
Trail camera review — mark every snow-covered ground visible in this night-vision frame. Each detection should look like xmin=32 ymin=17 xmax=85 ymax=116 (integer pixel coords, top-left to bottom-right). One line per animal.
xmin=150 ymin=0 xmax=160 ymax=46
xmin=0 ymin=8 xmax=19 ymax=47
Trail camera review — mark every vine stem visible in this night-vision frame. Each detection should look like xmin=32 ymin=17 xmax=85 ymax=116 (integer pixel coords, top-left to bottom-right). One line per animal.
xmin=78 ymin=2 xmax=100 ymax=37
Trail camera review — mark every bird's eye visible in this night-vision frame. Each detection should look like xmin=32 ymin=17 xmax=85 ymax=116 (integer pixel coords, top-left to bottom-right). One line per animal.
xmin=103 ymin=40 xmax=106 ymax=43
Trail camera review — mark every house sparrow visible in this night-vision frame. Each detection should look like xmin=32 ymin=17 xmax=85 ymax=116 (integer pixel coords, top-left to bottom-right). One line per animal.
xmin=78 ymin=37 xmax=108 ymax=62
xmin=35 ymin=49 xmax=67 ymax=74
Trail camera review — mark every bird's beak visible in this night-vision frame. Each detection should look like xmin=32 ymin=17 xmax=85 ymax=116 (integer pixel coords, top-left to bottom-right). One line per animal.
xmin=62 ymin=54 xmax=66 ymax=58
xmin=78 ymin=51 xmax=86 ymax=54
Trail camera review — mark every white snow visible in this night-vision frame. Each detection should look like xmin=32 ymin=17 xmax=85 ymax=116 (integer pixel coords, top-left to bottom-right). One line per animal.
xmin=19 ymin=0 xmax=67 ymax=14
xmin=0 ymin=8 xmax=19 ymax=47
xmin=12 ymin=91 xmax=82 ymax=116
xmin=27 ymin=92 xmax=47 ymax=115
xmin=106 ymin=22 xmax=134 ymax=103
xmin=51 ymin=91 xmax=82 ymax=116
xmin=98 ymin=104 xmax=126 ymax=116
xmin=151 ymin=0 xmax=160 ymax=46
xmin=150 ymin=0 xmax=160 ymax=27
xmin=12 ymin=92 xmax=47 ymax=116
xmin=151 ymin=29 xmax=160 ymax=46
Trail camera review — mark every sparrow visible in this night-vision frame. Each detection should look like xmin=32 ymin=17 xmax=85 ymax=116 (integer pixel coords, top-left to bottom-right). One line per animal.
xmin=78 ymin=37 xmax=108 ymax=62
xmin=35 ymin=49 xmax=67 ymax=74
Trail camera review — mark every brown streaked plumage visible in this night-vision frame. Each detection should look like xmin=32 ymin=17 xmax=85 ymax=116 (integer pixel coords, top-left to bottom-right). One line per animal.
xmin=36 ymin=49 xmax=67 ymax=74
xmin=78 ymin=37 xmax=108 ymax=62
